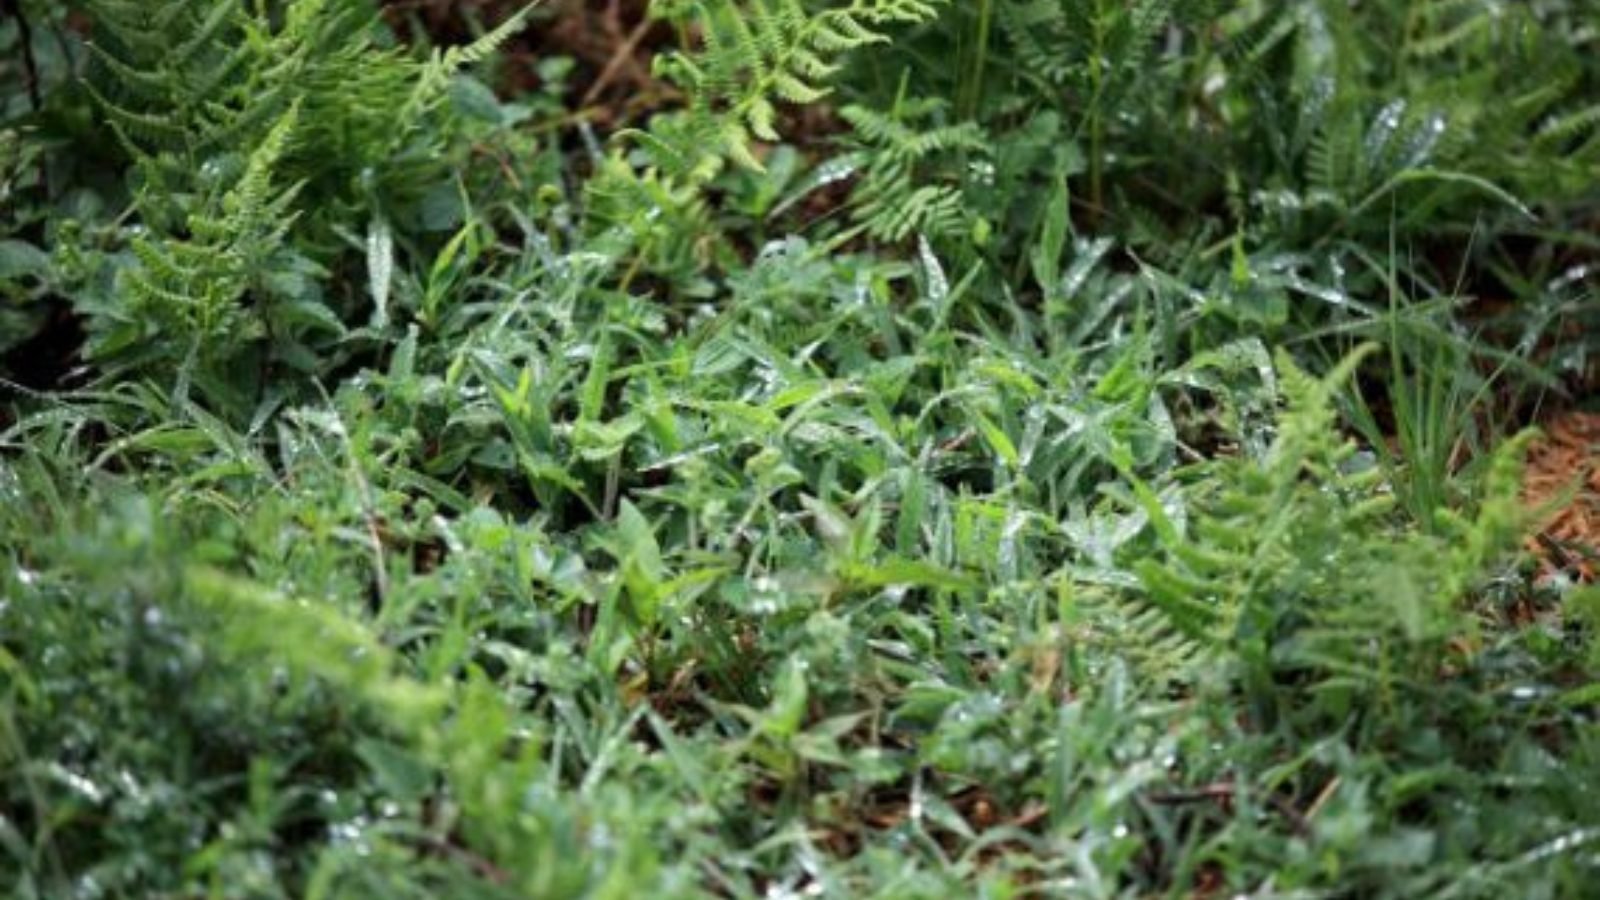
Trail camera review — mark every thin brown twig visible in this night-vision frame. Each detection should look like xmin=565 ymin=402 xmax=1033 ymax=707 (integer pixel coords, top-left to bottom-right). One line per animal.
xmin=1148 ymin=782 xmax=1311 ymax=836
xmin=580 ymin=14 xmax=658 ymax=108
xmin=413 ymin=834 xmax=512 ymax=885
xmin=1304 ymin=776 xmax=1341 ymax=822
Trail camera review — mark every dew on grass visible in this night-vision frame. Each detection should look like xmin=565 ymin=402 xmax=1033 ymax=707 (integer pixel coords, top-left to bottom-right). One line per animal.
xmin=764 ymin=880 xmax=824 ymax=900
xmin=1403 ymin=114 xmax=1448 ymax=168
xmin=1508 ymin=684 xmax=1550 ymax=703
xmin=917 ymin=236 xmax=948 ymax=303
xmin=1285 ymin=273 xmax=1361 ymax=310
xmin=1550 ymin=263 xmax=1594 ymax=290
xmin=1061 ymin=238 xmax=1113 ymax=298
xmin=329 ymin=817 xmax=373 ymax=857
xmin=74 ymin=874 xmax=104 ymax=900
xmin=1517 ymin=827 xmax=1600 ymax=864
xmin=1366 ymin=100 xmax=1408 ymax=157
xmin=1253 ymin=189 xmax=1307 ymax=214
xmin=114 ymin=769 xmax=152 ymax=812
xmin=813 ymin=157 xmax=857 ymax=187
xmin=53 ymin=764 xmax=106 ymax=804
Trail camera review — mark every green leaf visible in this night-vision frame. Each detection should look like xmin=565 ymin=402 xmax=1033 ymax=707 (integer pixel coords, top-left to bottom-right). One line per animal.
xmin=366 ymin=216 xmax=393 ymax=329
xmin=0 ymin=240 xmax=49 ymax=281
xmin=972 ymin=411 xmax=1019 ymax=469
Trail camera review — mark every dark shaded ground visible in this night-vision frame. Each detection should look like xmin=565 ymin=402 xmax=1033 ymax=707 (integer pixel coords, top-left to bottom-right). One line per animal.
xmin=1525 ymin=412 xmax=1600 ymax=583
xmin=383 ymin=0 xmax=678 ymax=128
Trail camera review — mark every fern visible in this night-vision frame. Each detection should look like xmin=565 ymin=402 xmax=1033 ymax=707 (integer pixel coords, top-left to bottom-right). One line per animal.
xmin=996 ymin=0 xmax=1077 ymax=86
xmin=1403 ymin=0 xmax=1497 ymax=61
xmin=1063 ymin=580 xmax=1209 ymax=687
xmin=1249 ymin=0 xmax=1600 ymax=240
xmin=839 ymin=100 xmax=985 ymax=243
xmin=88 ymin=0 xmax=529 ymax=208
xmin=643 ymin=0 xmax=944 ymax=181
xmin=996 ymin=0 xmax=1190 ymax=96
xmin=1132 ymin=348 xmax=1532 ymax=720
xmin=115 ymin=108 xmax=304 ymax=364
xmin=583 ymin=151 xmax=727 ymax=284
xmin=73 ymin=0 xmax=529 ymax=393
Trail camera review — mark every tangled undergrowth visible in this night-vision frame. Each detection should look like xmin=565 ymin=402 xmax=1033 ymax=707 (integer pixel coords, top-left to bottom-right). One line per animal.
xmin=2 ymin=1 xmax=1598 ymax=897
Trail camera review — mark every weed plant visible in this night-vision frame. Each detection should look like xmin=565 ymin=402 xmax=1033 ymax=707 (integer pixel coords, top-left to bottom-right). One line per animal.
xmin=1 ymin=0 xmax=1598 ymax=896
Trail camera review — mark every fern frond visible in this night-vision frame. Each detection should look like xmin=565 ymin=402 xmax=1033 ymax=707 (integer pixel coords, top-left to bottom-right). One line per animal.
xmin=76 ymin=0 xmax=528 ymax=376
xmin=1072 ymin=585 xmax=1210 ymax=684
xmin=1535 ymin=103 xmax=1600 ymax=149
xmin=1116 ymin=343 xmax=1530 ymax=697
xmin=403 ymin=2 xmax=536 ymax=133
xmin=1404 ymin=0 xmax=1495 ymax=60
xmin=111 ymin=107 xmax=304 ymax=356
xmin=642 ymin=0 xmax=947 ymax=181
xmin=838 ymin=101 xmax=985 ymax=245
xmin=998 ymin=0 xmax=1077 ymax=84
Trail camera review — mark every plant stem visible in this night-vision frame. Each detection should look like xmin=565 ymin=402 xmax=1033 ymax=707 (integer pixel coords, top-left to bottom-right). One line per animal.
xmin=960 ymin=0 xmax=993 ymax=122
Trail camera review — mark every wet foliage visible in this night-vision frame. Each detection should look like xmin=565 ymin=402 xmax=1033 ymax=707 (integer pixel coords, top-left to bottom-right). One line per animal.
xmin=2 ymin=1 xmax=1598 ymax=896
